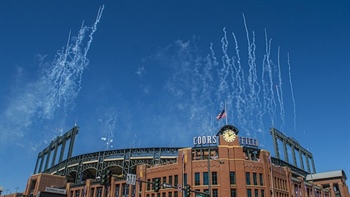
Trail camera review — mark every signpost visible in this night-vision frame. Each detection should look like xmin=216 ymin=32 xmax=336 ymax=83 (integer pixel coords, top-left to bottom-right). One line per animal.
xmin=45 ymin=187 xmax=66 ymax=194
xmin=126 ymin=173 xmax=136 ymax=185
xmin=163 ymin=183 xmax=172 ymax=188
xmin=177 ymin=184 xmax=182 ymax=192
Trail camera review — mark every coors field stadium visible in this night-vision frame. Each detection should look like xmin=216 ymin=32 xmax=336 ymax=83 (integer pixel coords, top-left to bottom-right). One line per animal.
xmin=13 ymin=125 xmax=349 ymax=197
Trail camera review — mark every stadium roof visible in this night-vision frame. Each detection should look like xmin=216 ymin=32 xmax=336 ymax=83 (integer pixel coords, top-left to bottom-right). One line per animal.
xmin=306 ymin=170 xmax=347 ymax=181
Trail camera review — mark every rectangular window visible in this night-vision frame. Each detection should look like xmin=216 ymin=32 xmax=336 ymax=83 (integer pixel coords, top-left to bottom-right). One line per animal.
xmin=212 ymin=172 xmax=218 ymax=185
xmin=259 ymin=173 xmax=264 ymax=186
xmin=169 ymin=176 xmax=173 ymax=185
xmin=231 ymin=189 xmax=237 ymax=197
xmin=230 ymin=171 xmax=236 ymax=184
xmin=147 ymin=179 xmax=151 ymax=190
xmin=174 ymin=175 xmax=178 ymax=185
xmin=97 ymin=187 xmax=102 ymax=197
xmin=253 ymin=173 xmax=257 ymax=185
xmin=30 ymin=179 xmax=37 ymax=191
xmin=91 ymin=188 xmax=95 ymax=197
xmin=162 ymin=193 xmax=166 ymax=197
xmin=115 ymin=185 xmax=120 ymax=197
xmin=157 ymin=193 xmax=160 ymax=197
xmin=152 ymin=178 xmax=156 ymax=190
xmin=168 ymin=192 xmax=172 ymax=197
xmin=123 ymin=184 xmax=128 ymax=197
xmin=163 ymin=177 xmax=166 ymax=184
xmin=213 ymin=189 xmax=218 ymax=197
xmin=247 ymin=189 xmax=252 ymax=197
xmin=261 ymin=190 xmax=265 ymax=197
xmin=195 ymin=172 xmax=200 ymax=185
xmin=204 ymin=189 xmax=209 ymax=196
xmin=75 ymin=190 xmax=80 ymax=197
xmin=184 ymin=174 xmax=187 ymax=185
xmin=203 ymin=172 xmax=208 ymax=185
xmin=139 ymin=181 xmax=142 ymax=192
xmin=174 ymin=191 xmax=178 ymax=197
xmin=246 ymin=172 xmax=251 ymax=185
xmin=255 ymin=189 xmax=259 ymax=197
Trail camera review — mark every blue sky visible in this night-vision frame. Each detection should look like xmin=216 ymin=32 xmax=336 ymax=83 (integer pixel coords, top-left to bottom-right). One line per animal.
xmin=0 ymin=0 xmax=349 ymax=193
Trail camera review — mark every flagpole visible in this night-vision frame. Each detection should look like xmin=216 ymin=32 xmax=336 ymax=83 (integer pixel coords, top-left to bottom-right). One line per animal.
xmin=182 ymin=153 xmax=185 ymax=197
xmin=270 ymin=156 xmax=274 ymax=197
xmin=225 ymin=100 xmax=228 ymax=125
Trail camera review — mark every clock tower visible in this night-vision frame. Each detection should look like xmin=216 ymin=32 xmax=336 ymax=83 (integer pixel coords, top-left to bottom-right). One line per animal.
xmin=216 ymin=125 xmax=240 ymax=146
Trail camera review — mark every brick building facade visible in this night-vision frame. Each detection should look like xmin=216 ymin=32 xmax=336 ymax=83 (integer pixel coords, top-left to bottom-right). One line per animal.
xmin=4 ymin=125 xmax=349 ymax=197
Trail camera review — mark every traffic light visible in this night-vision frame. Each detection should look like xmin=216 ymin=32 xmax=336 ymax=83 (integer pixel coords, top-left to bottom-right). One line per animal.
xmin=100 ymin=169 xmax=112 ymax=186
xmin=100 ymin=170 xmax=108 ymax=185
xmin=154 ymin=177 xmax=161 ymax=192
xmin=106 ymin=170 xmax=112 ymax=185
xmin=186 ymin=184 xmax=191 ymax=197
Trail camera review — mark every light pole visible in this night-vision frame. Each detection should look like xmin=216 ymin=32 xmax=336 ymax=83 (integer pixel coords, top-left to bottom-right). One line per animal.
xmin=208 ymin=151 xmax=211 ymax=197
xmin=207 ymin=149 xmax=224 ymax=197
xmin=0 ymin=186 xmax=3 ymax=196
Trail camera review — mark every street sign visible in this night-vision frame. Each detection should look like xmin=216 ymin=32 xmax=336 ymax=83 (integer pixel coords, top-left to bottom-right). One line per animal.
xmin=163 ymin=183 xmax=172 ymax=188
xmin=126 ymin=173 xmax=136 ymax=185
xmin=177 ymin=184 xmax=182 ymax=192
xmin=45 ymin=187 xmax=66 ymax=194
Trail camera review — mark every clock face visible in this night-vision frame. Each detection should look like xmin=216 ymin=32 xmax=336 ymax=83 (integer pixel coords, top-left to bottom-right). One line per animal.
xmin=223 ymin=129 xmax=236 ymax=142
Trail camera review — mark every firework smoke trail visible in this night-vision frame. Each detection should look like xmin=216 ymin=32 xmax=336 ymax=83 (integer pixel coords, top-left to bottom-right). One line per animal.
xmin=287 ymin=53 xmax=297 ymax=131
xmin=276 ymin=47 xmax=286 ymax=128
xmin=219 ymin=28 xmax=236 ymax=123
xmin=231 ymin=31 xmax=248 ymax=132
xmin=0 ymin=5 xmax=104 ymax=148
xmin=41 ymin=5 xmax=104 ymax=120
xmin=262 ymin=30 xmax=277 ymax=127
xmin=275 ymin=84 xmax=282 ymax=124
xmin=243 ymin=14 xmax=263 ymax=135
xmin=161 ymin=17 xmax=297 ymax=139
xmin=217 ymin=28 xmax=231 ymax=102
xmin=100 ymin=113 xmax=117 ymax=150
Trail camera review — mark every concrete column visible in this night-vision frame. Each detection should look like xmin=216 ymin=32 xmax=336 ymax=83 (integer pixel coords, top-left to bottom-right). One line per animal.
xmin=67 ymin=127 xmax=78 ymax=158
xmin=305 ymin=156 xmax=311 ymax=173
xmin=291 ymin=146 xmax=297 ymax=167
xmin=301 ymin=179 xmax=306 ymax=197
xmin=311 ymin=158 xmax=316 ymax=173
xmin=271 ymin=128 xmax=280 ymax=159
xmin=51 ymin=142 xmax=58 ymax=167
xmin=59 ymin=140 xmax=67 ymax=163
xmin=330 ymin=183 xmax=335 ymax=197
xmin=110 ymin=177 xmax=115 ymax=197
xmin=85 ymin=179 xmax=92 ymax=197
xmin=298 ymin=151 xmax=304 ymax=171
xmin=44 ymin=150 xmax=51 ymax=170
xmin=38 ymin=155 xmax=44 ymax=172
xmin=283 ymin=140 xmax=289 ymax=163
xmin=338 ymin=182 xmax=346 ymax=197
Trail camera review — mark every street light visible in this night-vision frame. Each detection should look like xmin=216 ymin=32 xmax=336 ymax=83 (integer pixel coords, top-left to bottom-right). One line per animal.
xmin=207 ymin=149 xmax=224 ymax=197
xmin=0 ymin=186 xmax=3 ymax=195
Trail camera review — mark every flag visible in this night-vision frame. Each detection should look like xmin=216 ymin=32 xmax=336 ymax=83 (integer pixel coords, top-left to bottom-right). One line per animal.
xmin=216 ymin=109 xmax=226 ymax=120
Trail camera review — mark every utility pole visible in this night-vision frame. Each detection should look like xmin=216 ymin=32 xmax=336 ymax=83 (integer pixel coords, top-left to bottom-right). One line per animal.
xmin=208 ymin=148 xmax=211 ymax=197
